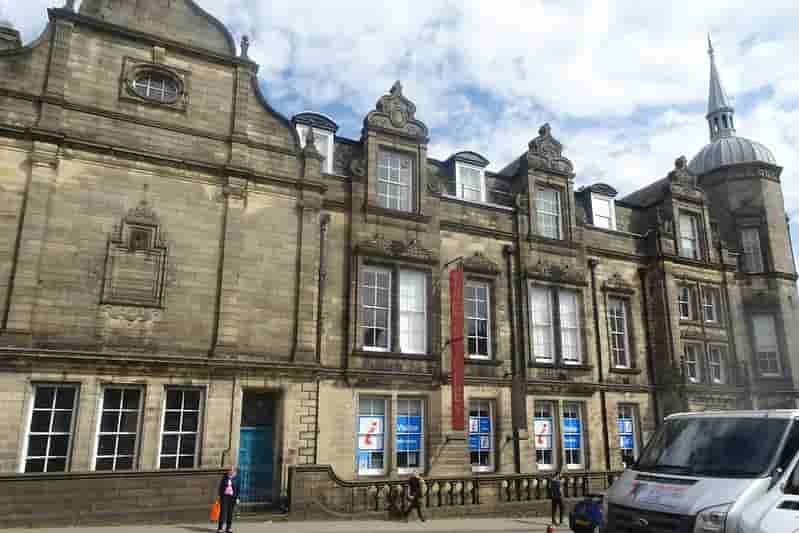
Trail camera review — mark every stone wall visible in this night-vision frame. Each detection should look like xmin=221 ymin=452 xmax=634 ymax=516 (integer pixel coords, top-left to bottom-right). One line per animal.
xmin=0 ymin=468 xmax=224 ymax=527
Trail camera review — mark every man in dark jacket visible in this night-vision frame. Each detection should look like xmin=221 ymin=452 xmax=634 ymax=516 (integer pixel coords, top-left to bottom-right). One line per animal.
xmin=549 ymin=470 xmax=564 ymax=526
xmin=403 ymin=470 xmax=425 ymax=522
xmin=217 ymin=466 xmax=240 ymax=533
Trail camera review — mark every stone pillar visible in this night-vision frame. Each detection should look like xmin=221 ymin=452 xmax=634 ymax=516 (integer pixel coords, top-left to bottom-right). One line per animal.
xmin=38 ymin=18 xmax=73 ymax=133
xmin=213 ymin=177 xmax=247 ymax=353
xmin=3 ymin=143 xmax=60 ymax=340
xmin=228 ymin=64 xmax=254 ymax=171
xmin=292 ymin=134 xmax=325 ymax=363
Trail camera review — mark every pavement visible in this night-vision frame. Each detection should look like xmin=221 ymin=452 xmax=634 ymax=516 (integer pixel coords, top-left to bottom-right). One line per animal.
xmin=2 ymin=517 xmax=566 ymax=533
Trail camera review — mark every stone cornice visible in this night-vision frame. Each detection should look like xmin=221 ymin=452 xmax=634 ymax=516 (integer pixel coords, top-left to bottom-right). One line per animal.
xmin=439 ymin=220 xmax=515 ymax=241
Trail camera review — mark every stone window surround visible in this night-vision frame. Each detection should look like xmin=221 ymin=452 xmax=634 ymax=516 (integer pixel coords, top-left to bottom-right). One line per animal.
xmin=352 ymin=256 xmax=434 ymax=359
xmin=371 ymin=145 xmax=417 ymax=215
xmin=561 ymin=401 xmax=586 ymax=470
xmin=615 ymin=403 xmax=641 ymax=467
xmin=353 ymin=392 xmax=429 ymax=479
xmin=740 ymin=225 xmax=766 ymax=274
xmin=589 ymin=192 xmax=616 ymax=230
xmin=120 ymin=57 xmax=191 ymax=112
xmin=463 ymin=268 xmax=500 ymax=364
xmin=676 ymin=279 xmax=725 ymax=327
xmin=701 ymin=286 xmax=723 ymax=324
xmin=91 ymin=385 xmax=145 ymax=472
xmin=603 ymin=292 xmax=637 ymax=372
xmin=467 ymin=397 xmax=497 ymax=474
xmin=748 ymin=311 xmax=788 ymax=379
xmin=19 ymin=383 xmax=80 ymax=474
xmin=455 ymin=161 xmax=486 ymax=203
xmin=526 ymin=280 xmax=591 ymax=370
xmin=681 ymin=341 xmax=730 ymax=386
xmin=676 ymin=208 xmax=705 ymax=261
xmin=706 ymin=344 xmax=728 ymax=385
xmin=533 ymin=399 xmax=557 ymax=471
xmin=683 ymin=341 xmax=703 ymax=384
xmin=534 ymin=185 xmax=563 ymax=241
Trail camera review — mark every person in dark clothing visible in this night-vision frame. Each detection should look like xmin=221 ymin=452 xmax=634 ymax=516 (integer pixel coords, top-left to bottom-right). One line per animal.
xmin=403 ymin=470 xmax=426 ymax=522
xmin=217 ymin=466 xmax=240 ymax=533
xmin=549 ymin=470 xmax=564 ymax=525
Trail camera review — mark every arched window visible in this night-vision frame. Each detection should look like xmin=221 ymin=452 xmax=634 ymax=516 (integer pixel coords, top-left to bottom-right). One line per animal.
xmin=132 ymin=71 xmax=180 ymax=104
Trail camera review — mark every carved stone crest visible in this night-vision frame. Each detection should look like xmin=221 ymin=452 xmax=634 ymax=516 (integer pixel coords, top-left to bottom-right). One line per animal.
xmin=462 ymin=252 xmax=500 ymax=275
xmin=668 ymin=156 xmax=697 ymax=188
xmin=357 ymin=234 xmax=436 ymax=264
xmin=602 ymin=272 xmax=634 ymax=294
xmin=527 ymin=123 xmax=574 ymax=175
xmin=98 ymin=304 xmax=161 ymax=351
xmin=365 ymin=81 xmax=429 ymax=141
xmin=526 ymin=260 xmax=586 ymax=285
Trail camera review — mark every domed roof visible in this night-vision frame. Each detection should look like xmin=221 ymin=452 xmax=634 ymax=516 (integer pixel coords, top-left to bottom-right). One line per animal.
xmin=689 ymin=136 xmax=776 ymax=175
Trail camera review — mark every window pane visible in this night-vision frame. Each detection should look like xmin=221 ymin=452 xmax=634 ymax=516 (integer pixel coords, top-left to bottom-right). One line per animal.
xmin=25 ymin=459 xmax=45 ymax=473
xmin=52 ymin=411 xmax=72 ymax=433
xmin=399 ymin=270 xmax=426 ymax=354
xmin=30 ymin=411 xmax=51 ymax=433
xmin=530 ymin=286 xmax=554 ymax=362
xmin=27 ymin=435 xmax=48 ymax=457
xmin=123 ymin=390 xmax=141 ymax=410
xmin=98 ymin=435 xmax=116 ymax=456
xmin=95 ymin=458 xmax=115 ymax=471
xmin=560 ymin=290 xmax=582 ymax=363
xmin=183 ymin=391 xmax=200 ymax=411
xmin=34 ymin=387 xmax=55 ymax=409
xmin=162 ymin=434 xmax=179 ymax=454
xmin=104 ymin=388 xmax=122 ymax=410
xmin=536 ymin=188 xmax=561 ymax=239
xmin=27 ymin=385 xmax=76 ymax=472
xmin=55 ymin=388 xmax=75 ymax=410
xmin=49 ymin=435 xmax=69 ymax=457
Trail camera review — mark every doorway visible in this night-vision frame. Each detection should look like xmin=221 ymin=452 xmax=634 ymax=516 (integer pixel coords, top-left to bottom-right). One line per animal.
xmin=238 ymin=391 xmax=277 ymax=504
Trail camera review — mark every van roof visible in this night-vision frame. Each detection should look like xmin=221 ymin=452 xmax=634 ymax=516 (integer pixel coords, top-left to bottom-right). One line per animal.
xmin=665 ymin=409 xmax=799 ymax=420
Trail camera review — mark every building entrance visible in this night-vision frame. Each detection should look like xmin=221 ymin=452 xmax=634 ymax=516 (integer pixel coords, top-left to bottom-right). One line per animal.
xmin=238 ymin=391 xmax=276 ymax=503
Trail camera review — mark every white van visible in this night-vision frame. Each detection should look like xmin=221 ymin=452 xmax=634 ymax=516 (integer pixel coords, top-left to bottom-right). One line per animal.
xmin=740 ymin=441 xmax=799 ymax=532
xmin=604 ymin=410 xmax=799 ymax=533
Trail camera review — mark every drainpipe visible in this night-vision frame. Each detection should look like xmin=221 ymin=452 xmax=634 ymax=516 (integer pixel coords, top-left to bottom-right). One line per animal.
xmin=588 ymin=259 xmax=611 ymax=471
xmin=504 ymin=244 xmax=522 ymax=474
xmin=637 ymin=265 xmax=660 ymax=427
xmin=312 ymin=375 xmax=321 ymax=465
xmin=209 ymin=185 xmax=230 ymax=356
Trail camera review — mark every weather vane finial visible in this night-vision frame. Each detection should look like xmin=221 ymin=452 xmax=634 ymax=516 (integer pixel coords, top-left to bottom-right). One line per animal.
xmin=707 ymin=34 xmax=714 ymax=57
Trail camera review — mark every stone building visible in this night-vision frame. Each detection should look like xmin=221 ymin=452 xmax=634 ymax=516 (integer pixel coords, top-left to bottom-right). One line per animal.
xmin=0 ymin=0 xmax=797 ymax=512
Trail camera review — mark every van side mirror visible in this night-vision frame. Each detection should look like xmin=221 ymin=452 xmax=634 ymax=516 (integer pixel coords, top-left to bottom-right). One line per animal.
xmin=769 ymin=467 xmax=784 ymax=490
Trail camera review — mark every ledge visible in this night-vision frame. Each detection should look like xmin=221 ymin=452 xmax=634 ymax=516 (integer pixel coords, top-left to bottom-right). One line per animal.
xmin=608 ymin=367 xmax=643 ymax=375
xmin=351 ymin=350 xmax=435 ymax=361
xmin=529 ymin=362 xmax=594 ymax=371
xmin=465 ymin=358 xmax=504 ymax=367
xmin=366 ymin=204 xmax=431 ymax=224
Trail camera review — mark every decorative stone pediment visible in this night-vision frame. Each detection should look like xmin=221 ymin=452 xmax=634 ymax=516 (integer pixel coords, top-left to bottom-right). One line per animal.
xmin=364 ymin=81 xmax=429 ymax=141
xmin=668 ymin=156 xmax=703 ymax=201
xmin=356 ymin=234 xmax=437 ymax=264
xmin=526 ymin=260 xmax=586 ymax=286
xmin=602 ymin=273 xmax=634 ymax=294
xmin=462 ymin=252 xmax=499 ymax=276
xmin=527 ymin=123 xmax=574 ymax=176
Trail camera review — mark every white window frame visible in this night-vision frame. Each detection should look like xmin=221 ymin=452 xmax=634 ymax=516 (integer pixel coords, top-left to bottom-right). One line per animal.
xmin=753 ymin=314 xmax=782 ymax=377
xmin=534 ymin=401 xmax=556 ymax=471
xmin=469 ymin=399 xmax=495 ymax=473
xmin=356 ymin=396 xmax=387 ymax=476
xmin=455 ymin=162 xmax=486 ymax=203
xmin=707 ymin=345 xmax=726 ymax=384
xmin=529 ymin=285 xmax=555 ymax=363
xmin=157 ymin=388 xmax=203 ymax=470
xmin=377 ymin=149 xmax=414 ymax=212
xmin=741 ymin=228 xmax=765 ymax=273
xmin=20 ymin=384 xmax=79 ymax=473
xmin=684 ymin=343 xmax=701 ymax=383
xmin=466 ymin=281 xmax=491 ymax=359
xmin=608 ymin=297 xmax=631 ymax=369
xmin=617 ymin=405 xmax=638 ymax=466
xmin=679 ymin=212 xmax=701 ymax=260
xmin=678 ymin=285 xmax=694 ymax=321
xmin=398 ymin=269 xmax=427 ymax=355
xmin=92 ymin=385 xmax=144 ymax=471
xmin=360 ymin=267 xmax=392 ymax=352
xmin=702 ymin=287 xmax=720 ymax=324
xmin=296 ymin=124 xmax=334 ymax=174
xmin=396 ymin=398 xmax=424 ymax=475
xmin=559 ymin=289 xmax=583 ymax=365
xmin=590 ymin=193 xmax=615 ymax=230
xmin=536 ymin=187 xmax=561 ymax=239
xmin=562 ymin=402 xmax=584 ymax=469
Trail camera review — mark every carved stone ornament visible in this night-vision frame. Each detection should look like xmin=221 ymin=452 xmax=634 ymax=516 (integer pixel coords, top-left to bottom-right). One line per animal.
xmin=357 ymin=234 xmax=436 ymax=264
xmin=602 ymin=272 xmax=634 ymax=294
xmin=98 ymin=304 xmax=161 ymax=351
xmin=526 ymin=260 xmax=586 ymax=285
xmin=527 ymin=123 xmax=574 ymax=175
xmin=302 ymin=126 xmax=323 ymax=160
xmin=656 ymin=206 xmax=674 ymax=236
xmin=668 ymin=156 xmax=697 ymax=188
xmin=365 ymin=81 xmax=429 ymax=141
xmin=462 ymin=252 xmax=500 ymax=275
xmin=350 ymin=158 xmax=366 ymax=178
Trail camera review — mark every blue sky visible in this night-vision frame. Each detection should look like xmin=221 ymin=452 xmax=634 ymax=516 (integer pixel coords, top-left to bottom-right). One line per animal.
xmin=4 ymin=0 xmax=799 ymax=259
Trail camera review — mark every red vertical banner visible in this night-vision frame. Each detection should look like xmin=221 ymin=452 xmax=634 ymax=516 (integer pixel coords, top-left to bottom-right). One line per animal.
xmin=449 ymin=265 xmax=465 ymax=431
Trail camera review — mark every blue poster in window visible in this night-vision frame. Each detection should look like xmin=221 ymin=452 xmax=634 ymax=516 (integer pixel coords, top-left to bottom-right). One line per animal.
xmin=564 ymin=435 xmax=581 ymax=450
xmin=563 ymin=418 xmax=581 ymax=433
xmin=478 ymin=417 xmax=491 ymax=433
xmin=397 ymin=434 xmax=421 ymax=452
xmin=480 ymin=436 xmax=491 ymax=450
xmin=358 ymin=452 xmax=371 ymax=470
xmin=618 ymin=420 xmax=633 ymax=434
xmin=469 ymin=435 xmax=480 ymax=451
xmin=620 ymin=435 xmax=634 ymax=450
xmin=397 ymin=416 xmax=422 ymax=434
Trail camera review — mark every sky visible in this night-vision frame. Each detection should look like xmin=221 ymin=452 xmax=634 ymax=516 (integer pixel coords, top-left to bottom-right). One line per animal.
xmin=3 ymin=0 xmax=799 ymax=258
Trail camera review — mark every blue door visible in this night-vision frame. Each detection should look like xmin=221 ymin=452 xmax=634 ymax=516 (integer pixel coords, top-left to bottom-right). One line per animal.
xmin=238 ymin=392 xmax=275 ymax=503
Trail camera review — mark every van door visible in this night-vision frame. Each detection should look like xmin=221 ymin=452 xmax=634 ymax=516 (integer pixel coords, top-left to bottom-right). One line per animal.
xmin=755 ymin=459 xmax=799 ymax=532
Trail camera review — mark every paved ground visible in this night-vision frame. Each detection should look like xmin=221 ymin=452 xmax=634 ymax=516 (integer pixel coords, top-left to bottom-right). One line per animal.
xmin=3 ymin=517 xmax=566 ymax=533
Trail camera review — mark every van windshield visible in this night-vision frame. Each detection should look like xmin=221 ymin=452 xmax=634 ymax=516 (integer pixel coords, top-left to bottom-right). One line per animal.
xmin=636 ymin=417 xmax=790 ymax=478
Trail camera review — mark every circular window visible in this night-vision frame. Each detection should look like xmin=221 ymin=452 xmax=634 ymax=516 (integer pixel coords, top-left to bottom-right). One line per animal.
xmin=132 ymin=71 xmax=181 ymax=104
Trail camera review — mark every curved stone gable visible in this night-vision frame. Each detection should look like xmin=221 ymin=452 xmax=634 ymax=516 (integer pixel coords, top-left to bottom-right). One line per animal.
xmin=79 ymin=0 xmax=235 ymax=56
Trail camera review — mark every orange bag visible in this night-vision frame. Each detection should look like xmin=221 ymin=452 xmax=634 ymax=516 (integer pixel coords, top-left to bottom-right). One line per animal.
xmin=210 ymin=500 xmax=220 ymax=522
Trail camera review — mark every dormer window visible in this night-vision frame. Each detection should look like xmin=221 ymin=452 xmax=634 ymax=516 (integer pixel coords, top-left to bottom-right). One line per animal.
xmin=590 ymin=194 xmax=615 ymax=230
xmin=297 ymin=125 xmax=334 ymax=174
xmin=456 ymin=163 xmax=485 ymax=203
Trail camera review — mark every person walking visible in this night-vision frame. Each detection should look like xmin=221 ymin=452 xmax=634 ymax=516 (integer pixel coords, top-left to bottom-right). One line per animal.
xmin=549 ymin=470 xmax=564 ymax=526
xmin=217 ymin=466 xmax=240 ymax=533
xmin=403 ymin=470 xmax=426 ymax=522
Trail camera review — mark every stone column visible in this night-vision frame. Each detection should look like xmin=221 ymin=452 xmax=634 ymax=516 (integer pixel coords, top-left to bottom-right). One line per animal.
xmin=3 ymin=143 xmax=60 ymax=340
xmin=213 ymin=177 xmax=247 ymax=353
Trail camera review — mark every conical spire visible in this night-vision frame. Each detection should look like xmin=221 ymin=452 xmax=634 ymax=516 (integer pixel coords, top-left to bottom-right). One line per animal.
xmin=705 ymin=35 xmax=736 ymax=142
